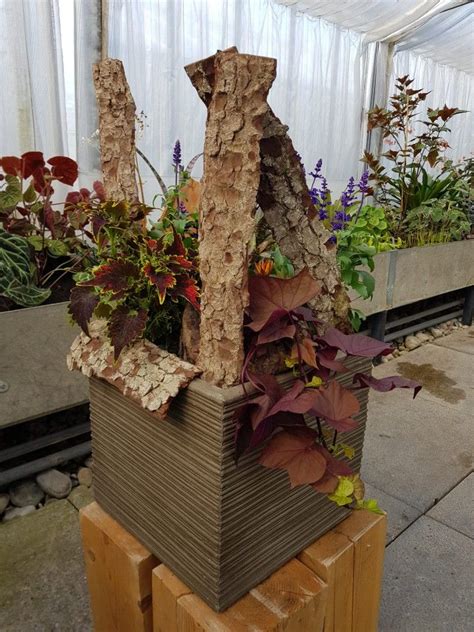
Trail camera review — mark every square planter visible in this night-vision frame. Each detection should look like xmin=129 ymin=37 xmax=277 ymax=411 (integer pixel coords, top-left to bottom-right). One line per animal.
xmin=89 ymin=355 xmax=370 ymax=611
xmin=0 ymin=302 xmax=89 ymax=428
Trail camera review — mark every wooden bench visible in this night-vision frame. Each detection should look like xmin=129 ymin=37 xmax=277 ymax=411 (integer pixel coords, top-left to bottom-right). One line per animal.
xmin=80 ymin=502 xmax=386 ymax=631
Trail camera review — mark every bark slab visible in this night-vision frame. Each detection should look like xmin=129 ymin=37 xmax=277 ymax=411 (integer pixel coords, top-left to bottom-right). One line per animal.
xmin=93 ymin=58 xmax=138 ymax=202
xmin=67 ymin=321 xmax=201 ymax=420
xmin=187 ymin=50 xmax=276 ymax=386
xmin=187 ymin=48 xmax=350 ymax=333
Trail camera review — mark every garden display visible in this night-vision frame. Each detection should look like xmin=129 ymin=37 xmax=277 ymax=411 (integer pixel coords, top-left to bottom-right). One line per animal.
xmin=66 ymin=49 xmax=420 ymax=611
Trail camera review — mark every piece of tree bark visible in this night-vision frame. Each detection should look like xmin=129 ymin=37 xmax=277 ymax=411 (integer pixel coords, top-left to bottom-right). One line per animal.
xmin=67 ymin=321 xmax=201 ymax=420
xmin=186 ymin=50 xmax=276 ymax=386
xmin=187 ymin=48 xmax=350 ymax=332
xmin=93 ymin=58 xmax=138 ymax=202
xmin=258 ymin=110 xmax=351 ymax=331
xmin=180 ymin=303 xmax=200 ymax=364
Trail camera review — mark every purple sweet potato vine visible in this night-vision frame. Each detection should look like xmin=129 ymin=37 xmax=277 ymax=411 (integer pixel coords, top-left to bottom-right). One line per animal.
xmin=235 ymin=266 xmax=420 ymax=511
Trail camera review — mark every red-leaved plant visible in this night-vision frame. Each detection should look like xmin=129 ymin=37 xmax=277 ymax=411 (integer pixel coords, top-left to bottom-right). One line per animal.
xmin=235 ymin=267 xmax=420 ymax=509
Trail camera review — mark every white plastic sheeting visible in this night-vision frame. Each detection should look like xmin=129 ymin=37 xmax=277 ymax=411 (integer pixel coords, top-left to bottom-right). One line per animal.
xmin=0 ymin=0 xmax=472 ymax=190
xmin=0 ymin=0 xmax=67 ymax=157
xmin=274 ymin=0 xmax=465 ymax=41
xmin=107 ymin=0 xmax=368 ymax=196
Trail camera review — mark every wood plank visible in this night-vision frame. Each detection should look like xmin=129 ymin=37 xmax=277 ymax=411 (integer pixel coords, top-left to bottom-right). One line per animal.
xmin=80 ymin=501 xmax=158 ymax=632
xmin=298 ymin=531 xmax=354 ymax=632
xmin=336 ymin=510 xmax=387 ymax=632
xmin=151 ymin=558 xmax=328 ymax=631
xmin=153 ymin=565 xmax=192 ymax=632
xmin=251 ymin=558 xmax=327 ymax=632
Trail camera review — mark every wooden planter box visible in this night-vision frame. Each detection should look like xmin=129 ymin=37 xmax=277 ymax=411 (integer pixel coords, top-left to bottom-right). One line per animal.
xmin=0 ymin=302 xmax=89 ymax=428
xmin=90 ymin=356 xmax=370 ymax=612
xmin=351 ymin=240 xmax=474 ymax=317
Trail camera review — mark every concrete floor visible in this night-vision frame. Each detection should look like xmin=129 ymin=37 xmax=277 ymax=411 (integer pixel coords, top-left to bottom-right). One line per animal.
xmin=0 ymin=328 xmax=472 ymax=631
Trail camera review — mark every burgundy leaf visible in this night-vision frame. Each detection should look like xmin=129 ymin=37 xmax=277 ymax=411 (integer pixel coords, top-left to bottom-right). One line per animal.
xmin=267 ymin=380 xmax=317 ymax=417
xmin=247 ymin=307 xmax=289 ymax=333
xmin=311 ymin=471 xmax=338 ymax=493
xmin=310 ymin=381 xmax=360 ymax=432
xmin=314 ymin=445 xmax=353 ymax=476
xmin=0 ymin=156 xmax=22 ymax=176
xmin=353 ymin=372 xmax=421 ymax=398
xmin=257 ymin=318 xmax=295 ymax=345
xmin=108 ymin=306 xmax=148 ymax=360
xmin=21 ymin=152 xmax=45 ymax=178
xmin=172 ymin=275 xmax=200 ymax=310
xmin=143 ymin=264 xmax=176 ymax=303
xmin=68 ymin=286 xmax=99 ymax=335
xmin=320 ymin=328 xmax=392 ymax=358
xmin=318 ymin=347 xmax=349 ymax=373
xmin=48 ymin=156 xmax=78 ymax=185
xmin=259 ymin=428 xmax=326 ymax=487
xmin=248 ymin=268 xmax=320 ymax=331
xmin=82 ymin=259 xmax=139 ymax=297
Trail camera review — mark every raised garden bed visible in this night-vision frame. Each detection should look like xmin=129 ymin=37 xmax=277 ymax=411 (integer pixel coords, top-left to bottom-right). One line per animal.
xmin=0 ymin=302 xmax=88 ymax=428
xmin=351 ymin=240 xmax=474 ymax=318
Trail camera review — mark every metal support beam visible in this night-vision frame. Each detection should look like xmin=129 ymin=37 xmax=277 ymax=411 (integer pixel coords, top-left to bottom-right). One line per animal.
xmin=462 ymin=285 xmax=474 ymax=326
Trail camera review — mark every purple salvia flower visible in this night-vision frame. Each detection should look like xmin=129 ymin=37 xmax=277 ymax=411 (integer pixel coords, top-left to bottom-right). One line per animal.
xmin=341 ymin=176 xmax=356 ymax=209
xmin=358 ymin=170 xmax=369 ymax=194
xmin=172 ymin=140 xmax=182 ymax=167
xmin=309 ymin=158 xmax=323 ymax=179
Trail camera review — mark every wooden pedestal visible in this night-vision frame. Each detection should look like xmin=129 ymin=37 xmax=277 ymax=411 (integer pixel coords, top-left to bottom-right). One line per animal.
xmin=80 ymin=502 xmax=386 ymax=632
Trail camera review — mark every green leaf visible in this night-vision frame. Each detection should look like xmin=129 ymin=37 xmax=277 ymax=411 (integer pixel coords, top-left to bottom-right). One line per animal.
xmin=23 ymin=183 xmax=37 ymax=204
xmin=356 ymin=498 xmax=385 ymax=515
xmin=0 ymin=175 xmax=22 ymax=209
xmin=27 ymin=235 xmax=44 ymax=252
xmin=0 ymin=229 xmax=50 ymax=306
xmin=47 ymin=239 xmax=69 ymax=257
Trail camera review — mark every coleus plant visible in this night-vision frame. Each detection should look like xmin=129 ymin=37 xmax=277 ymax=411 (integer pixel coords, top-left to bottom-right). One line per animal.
xmin=68 ymin=145 xmax=200 ymax=359
xmin=0 ymin=151 xmax=92 ymax=306
xmin=235 ymin=266 xmax=421 ymax=510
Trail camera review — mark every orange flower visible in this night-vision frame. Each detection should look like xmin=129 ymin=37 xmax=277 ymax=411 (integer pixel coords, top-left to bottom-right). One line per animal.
xmin=255 ymin=259 xmax=273 ymax=276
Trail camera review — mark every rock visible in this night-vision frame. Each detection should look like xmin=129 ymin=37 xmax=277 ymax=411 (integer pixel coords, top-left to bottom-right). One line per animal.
xmin=415 ymin=331 xmax=431 ymax=343
xmin=68 ymin=485 xmax=94 ymax=510
xmin=3 ymin=505 xmax=36 ymax=522
xmin=392 ymin=349 xmax=400 ymax=358
xmin=77 ymin=467 xmax=93 ymax=488
xmin=9 ymin=480 xmax=44 ymax=507
xmin=429 ymin=327 xmax=444 ymax=338
xmin=0 ymin=493 xmax=10 ymax=514
xmin=45 ymin=497 xmax=59 ymax=505
xmin=381 ymin=354 xmax=394 ymax=363
xmin=36 ymin=469 xmax=72 ymax=499
xmin=404 ymin=335 xmax=421 ymax=351
xmin=84 ymin=456 xmax=93 ymax=468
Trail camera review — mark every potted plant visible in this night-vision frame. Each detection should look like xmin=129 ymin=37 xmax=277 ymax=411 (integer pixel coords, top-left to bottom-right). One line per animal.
xmin=0 ymin=153 xmax=95 ymax=426
xmin=68 ymin=52 xmax=420 ymax=612
xmin=306 ymin=77 xmax=473 ymax=325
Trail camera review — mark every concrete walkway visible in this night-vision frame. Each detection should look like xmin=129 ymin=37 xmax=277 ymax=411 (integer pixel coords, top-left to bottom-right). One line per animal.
xmin=0 ymin=328 xmax=472 ymax=631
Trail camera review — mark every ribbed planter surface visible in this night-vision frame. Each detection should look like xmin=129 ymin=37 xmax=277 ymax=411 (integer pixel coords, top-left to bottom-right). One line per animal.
xmin=90 ymin=355 xmax=370 ymax=611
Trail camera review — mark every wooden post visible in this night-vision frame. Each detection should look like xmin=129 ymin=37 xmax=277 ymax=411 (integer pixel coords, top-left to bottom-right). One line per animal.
xmin=336 ymin=510 xmax=387 ymax=632
xmin=80 ymin=502 xmax=158 ymax=632
xmin=81 ymin=503 xmax=385 ymax=631
xmin=299 ymin=531 xmax=354 ymax=632
xmin=153 ymin=559 xmax=327 ymax=632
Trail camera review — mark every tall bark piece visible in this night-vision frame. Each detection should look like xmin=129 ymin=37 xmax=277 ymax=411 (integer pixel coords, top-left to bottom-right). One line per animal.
xmin=187 ymin=48 xmax=350 ymax=332
xmin=93 ymin=58 xmax=138 ymax=202
xmin=186 ymin=50 xmax=276 ymax=386
xmin=258 ymin=110 xmax=351 ymax=330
